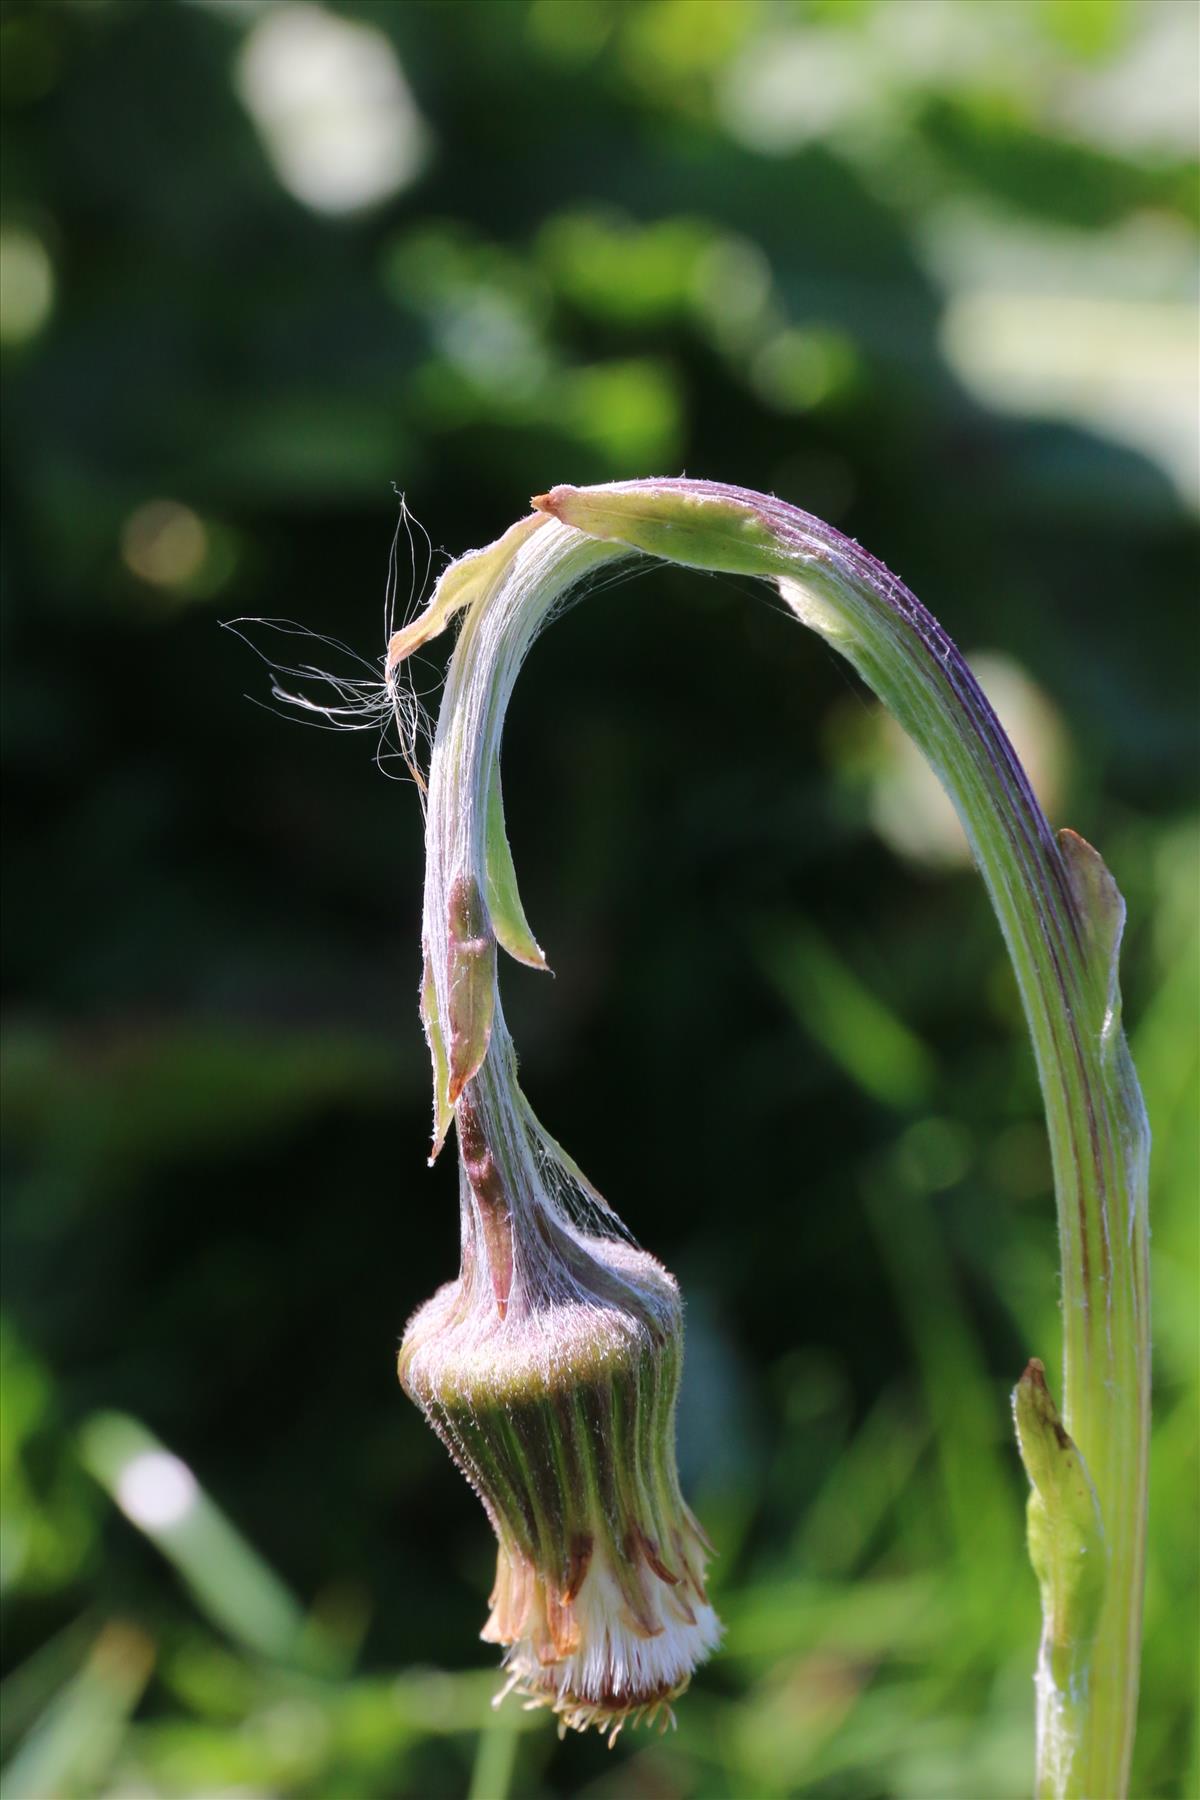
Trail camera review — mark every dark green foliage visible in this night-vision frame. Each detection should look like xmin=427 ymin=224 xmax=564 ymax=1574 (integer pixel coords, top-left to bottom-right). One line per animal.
xmin=2 ymin=3 xmax=1196 ymax=1795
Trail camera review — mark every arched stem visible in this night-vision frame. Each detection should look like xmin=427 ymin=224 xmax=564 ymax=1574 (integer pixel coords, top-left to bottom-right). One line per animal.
xmin=396 ymin=477 xmax=1149 ymax=1794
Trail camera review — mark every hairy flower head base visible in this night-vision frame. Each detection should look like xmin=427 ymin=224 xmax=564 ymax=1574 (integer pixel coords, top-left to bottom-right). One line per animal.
xmin=394 ymin=512 xmax=718 ymax=1739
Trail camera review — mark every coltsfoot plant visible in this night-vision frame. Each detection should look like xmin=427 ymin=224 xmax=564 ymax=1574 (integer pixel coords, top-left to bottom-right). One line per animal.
xmin=382 ymin=479 xmax=1148 ymax=1786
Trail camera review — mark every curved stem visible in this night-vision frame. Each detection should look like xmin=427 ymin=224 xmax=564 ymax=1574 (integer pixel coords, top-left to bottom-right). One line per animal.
xmin=396 ymin=477 xmax=1150 ymax=1793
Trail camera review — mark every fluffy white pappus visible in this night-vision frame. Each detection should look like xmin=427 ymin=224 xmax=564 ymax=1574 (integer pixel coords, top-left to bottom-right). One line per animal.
xmin=225 ymin=498 xmax=442 ymax=789
xmin=496 ymin=1544 xmax=723 ymax=1745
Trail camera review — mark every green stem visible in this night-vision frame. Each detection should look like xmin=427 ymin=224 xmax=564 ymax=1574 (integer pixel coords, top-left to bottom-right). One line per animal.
xmin=467 ymin=1707 xmax=519 ymax=1800
xmin=391 ymin=476 xmax=1149 ymax=1789
xmin=538 ymin=479 xmax=1150 ymax=1796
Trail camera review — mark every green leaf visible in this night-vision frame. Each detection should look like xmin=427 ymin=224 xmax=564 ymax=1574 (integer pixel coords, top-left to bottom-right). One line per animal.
xmin=421 ymin=952 xmax=455 ymax=1161
xmin=1013 ymin=1359 xmax=1107 ymax=1681
xmin=386 ymin=514 xmax=544 ymax=671
xmin=1057 ymin=827 xmax=1126 ymax=1050
xmin=484 ymin=761 xmax=548 ymax=971
xmin=534 ymin=483 xmax=782 ymax=576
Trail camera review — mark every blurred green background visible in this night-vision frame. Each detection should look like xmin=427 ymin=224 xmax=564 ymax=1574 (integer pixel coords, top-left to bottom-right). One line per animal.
xmin=2 ymin=2 xmax=1197 ymax=1796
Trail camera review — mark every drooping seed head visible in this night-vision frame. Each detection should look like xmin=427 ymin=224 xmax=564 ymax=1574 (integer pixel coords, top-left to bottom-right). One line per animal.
xmin=394 ymin=512 xmax=719 ymax=1739
xmin=399 ymin=1189 xmax=718 ymax=1739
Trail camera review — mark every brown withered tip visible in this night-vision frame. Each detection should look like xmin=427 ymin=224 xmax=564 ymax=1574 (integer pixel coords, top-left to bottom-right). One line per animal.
xmin=530 ymin=489 xmax=562 ymax=516
xmin=1020 ymin=1356 xmax=1072 ymax=1447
